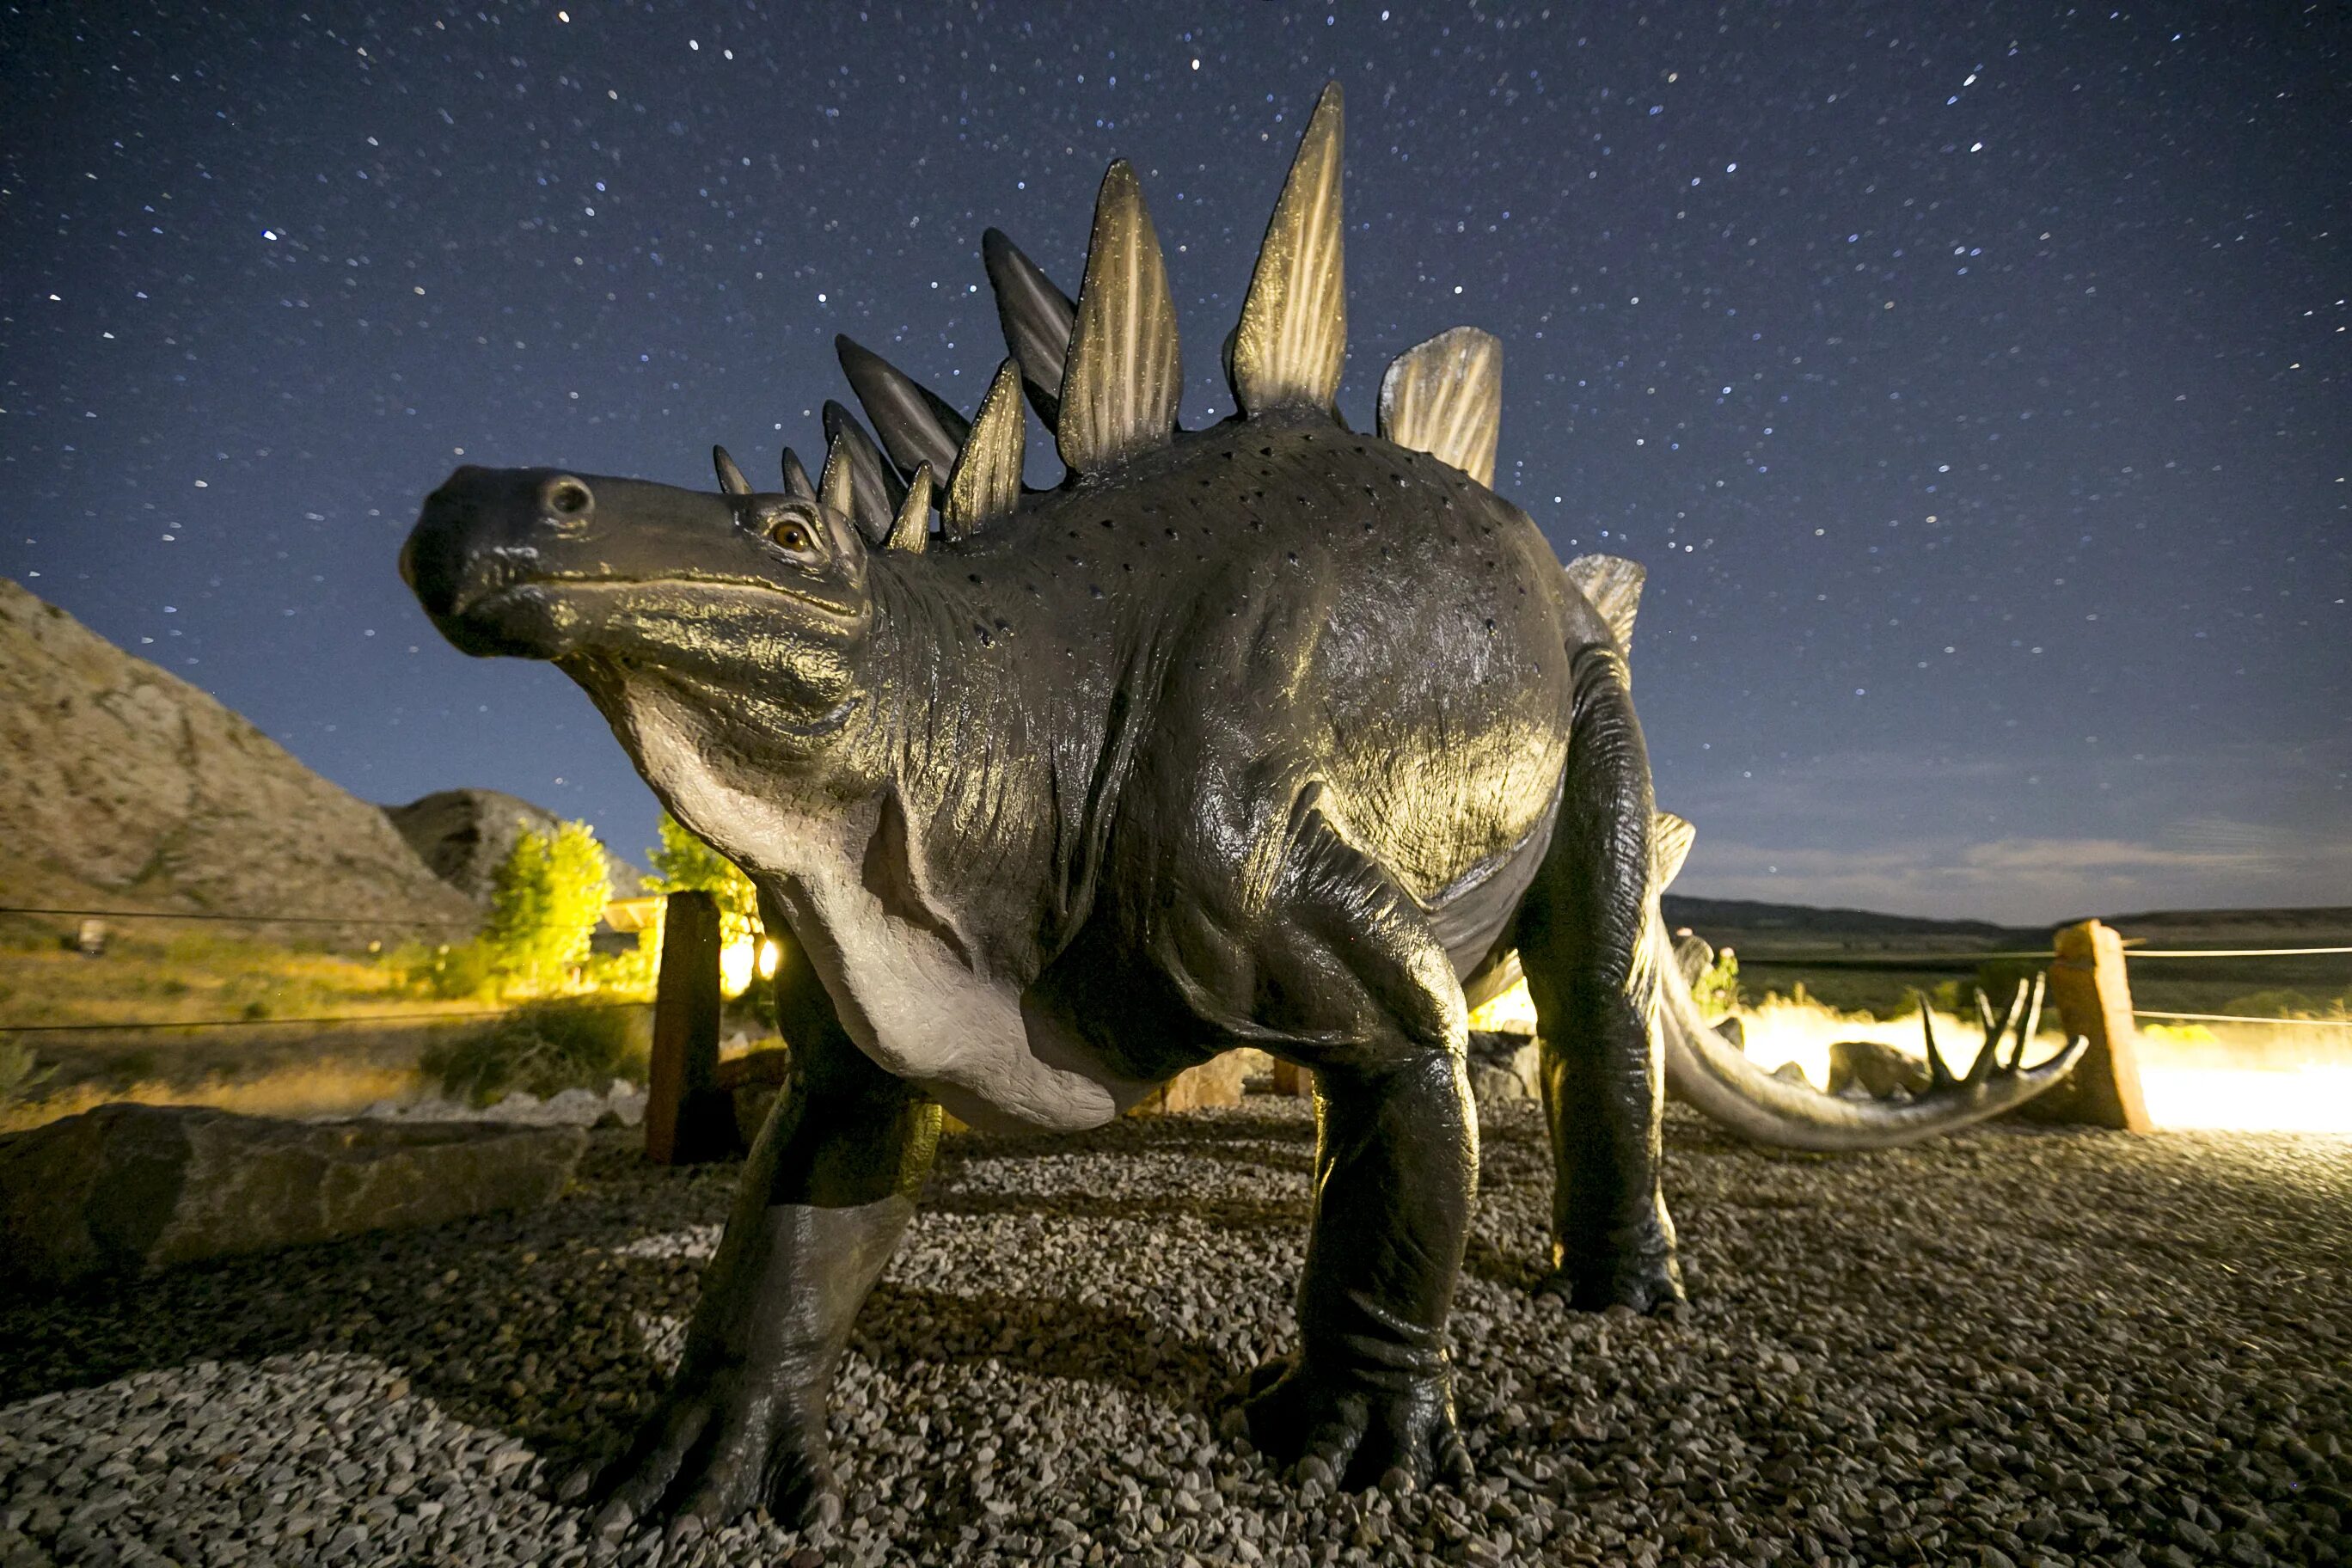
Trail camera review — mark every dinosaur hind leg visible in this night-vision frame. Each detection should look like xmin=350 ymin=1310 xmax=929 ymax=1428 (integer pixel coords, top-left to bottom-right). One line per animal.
xmin=1157 ymin=786 xmax=1479 ymax=1489
xmin=1515 ymin=646 xmax=1687 ymax=1314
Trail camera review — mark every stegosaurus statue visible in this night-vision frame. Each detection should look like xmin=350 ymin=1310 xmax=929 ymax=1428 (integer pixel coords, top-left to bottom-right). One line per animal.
xmin=404 ymin=83 xmax=2080 ymax=1530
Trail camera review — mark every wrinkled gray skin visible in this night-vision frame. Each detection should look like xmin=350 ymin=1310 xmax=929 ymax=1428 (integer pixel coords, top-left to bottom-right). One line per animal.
xmin=404 ymin=426 xmax=2077 ymax=1530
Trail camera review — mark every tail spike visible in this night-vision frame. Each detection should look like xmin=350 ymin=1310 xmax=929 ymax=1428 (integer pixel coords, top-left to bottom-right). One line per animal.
xmin=1057 ymin=160 xmax=1180 ymax=475
xmin=1230 ymin=82 xmax=1347 ymax=419
xmin=885 ymin=462 xmax=934 ymax=554
xmin=821 ymin=401 xmax=904 ymax=546
xmin=1563 ymin=554 xmax=1646 ymax=662
xmin=1916 ymin=990 xmax=1958 ymax=1088
xmin=1378 ymin=326 xmax=1501 ymax=488
xmin=713 ymin=444 xmax=751 ymax=498
xmin=2013 ymin=974 xmax=2046 ymax=1070
xmin=945 ymin=358 xmax=1026 ymax=540
xmin=1651 ymin=811 xmax=1695 ymax=891
xmin=836 ymin=335 xmax=969 ymax=482
xmin=982 ymin=228 xmax=1077 ymax=429
xmin=780 ymin=447 xmax=818 ymax=504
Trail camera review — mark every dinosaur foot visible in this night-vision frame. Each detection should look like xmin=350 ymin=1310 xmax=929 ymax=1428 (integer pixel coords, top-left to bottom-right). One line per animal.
xmin=1227 ymin=1356 xmax=1473 ymax=1493
xmin=555 ymin=1372 xmax=838 ymax=1541
xmin=1536 ymin=1242 xmax=1688 ymax=1316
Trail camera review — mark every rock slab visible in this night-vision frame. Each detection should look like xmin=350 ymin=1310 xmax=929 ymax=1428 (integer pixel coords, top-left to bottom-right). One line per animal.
xmin=0 ymin=1103 xmax=585 ymax=1286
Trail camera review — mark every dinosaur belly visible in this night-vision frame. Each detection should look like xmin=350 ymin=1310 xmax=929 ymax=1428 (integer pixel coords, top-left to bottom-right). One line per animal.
xmin=634 ymin=722 xmax=1142 ymax=1136
xmin=744 ymin=816 xmax=1140 ymax=1133
xmin=788 ymin=875 xmax=1136 ymax=1135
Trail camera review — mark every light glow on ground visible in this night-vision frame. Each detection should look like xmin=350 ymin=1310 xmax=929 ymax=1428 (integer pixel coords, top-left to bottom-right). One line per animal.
xmin=1472 ymin=982 xmax=2352 ymax=1136
xmin=1732 ymin=993 xmax=2352 ymax=1136
xmin=2136 ymin=1066 xmax=2352 ymax=1134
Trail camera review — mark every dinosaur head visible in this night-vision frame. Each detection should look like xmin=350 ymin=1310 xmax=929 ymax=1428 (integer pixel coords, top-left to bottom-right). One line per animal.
xmin=402 ymin=459 xmax=876 ymax=742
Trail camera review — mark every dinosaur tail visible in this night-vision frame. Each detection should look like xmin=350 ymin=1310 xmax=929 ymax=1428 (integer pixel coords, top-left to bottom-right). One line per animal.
xmin=1651 ymin=908 xmax=2086 ymax=1150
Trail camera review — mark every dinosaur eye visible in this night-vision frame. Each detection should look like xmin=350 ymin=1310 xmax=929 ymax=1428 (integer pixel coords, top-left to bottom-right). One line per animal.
xmin=770 ymin=518 xmax=814 ymax=552
xmin=545 ymin=477 xmax=592 ymax=517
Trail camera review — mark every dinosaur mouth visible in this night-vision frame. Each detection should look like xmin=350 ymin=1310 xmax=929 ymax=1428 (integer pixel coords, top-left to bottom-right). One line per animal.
xmin=456 ymin=573 xmax=863 ymax=628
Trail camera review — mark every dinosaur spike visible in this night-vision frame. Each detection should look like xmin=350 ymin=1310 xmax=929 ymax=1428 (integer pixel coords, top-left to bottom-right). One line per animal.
xmin=1231 ymin=83 xmax=1347 ymax=419
xmin=780 ymin=447 xmax=818 ymax=504
xmin=945 ymin=358 xmax=1026 ymax=540
xmin=818 ymin=432 xmax=858 ymax=528
xmin=885 ymin=462 xmax=934 ymax=554
xmin=713 ymin=444 xmax=751 ymax=498
xmin=1378 ymin=326 xmax=1501 ymax=488
xmin=1057 ymin=161 xmax=1181 ymax=475
xmin=2014 ymin=973 xmax=2046 ymax=1070
xmin=836 ymin=335 xmax=970 ymax=482
xmin=1917 ymin=991 xmax=1958 ymax=1088
xmin=821 ymin=401 xmax=904 ymax=546
xmin=1651 ymin=811 xmax=1695 ymax=892
xmin=1564 ymin=554 xmax=1645 ymax=658
xmin=983 ymin=228 xmax=1077 ymax=430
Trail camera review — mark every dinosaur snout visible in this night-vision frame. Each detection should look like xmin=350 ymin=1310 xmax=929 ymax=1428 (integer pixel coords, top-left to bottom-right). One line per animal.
xmin=403 ymin=466 xmax=594 ymax=656
xmin=401 ymin=476 xmax=488 ymax=620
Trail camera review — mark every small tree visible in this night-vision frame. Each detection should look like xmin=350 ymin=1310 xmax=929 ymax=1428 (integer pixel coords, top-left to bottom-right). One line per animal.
xmin=482 ymin=820 xmax=611 ymax=995
xmin=646 ymin=812 xmax=762 ymax=950
xmin=646 ymin=812 xmax=775 ymax=1014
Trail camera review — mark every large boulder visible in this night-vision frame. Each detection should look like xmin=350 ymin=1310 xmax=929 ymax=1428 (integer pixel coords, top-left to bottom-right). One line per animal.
xmin=716 ymin=1047 xmax=793 ymax=1149
xmin=1825 ymin=1038 xmax=1932 ymax=1099
xmin=1467 ymin=1030 xmax=1540 ymax=1104
xmin=0 ymin=1104 xmax=586 ymax=1286
xmin=1130 ymin=1050 xmax=1256 ymax=1115
xmin=383 ymin=787 xmax=646 ymax=907
xmin=0 ymin=578 xmax=476 ymax=930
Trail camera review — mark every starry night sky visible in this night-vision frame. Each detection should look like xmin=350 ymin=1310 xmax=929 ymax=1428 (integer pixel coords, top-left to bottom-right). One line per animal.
xmin=3 ymin=2 xmax=2345 ymax=925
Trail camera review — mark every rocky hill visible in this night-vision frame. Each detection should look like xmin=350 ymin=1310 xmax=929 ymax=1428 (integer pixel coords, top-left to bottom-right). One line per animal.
xmin=0 ymin=578 xmax=478 ymax=931
xmin=384 ymin=788 xmax=646 ymax=906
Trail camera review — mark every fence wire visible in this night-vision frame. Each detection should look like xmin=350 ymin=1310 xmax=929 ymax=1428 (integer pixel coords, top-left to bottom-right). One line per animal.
xmin=0 ymin=1001 xmax=649 ymax=1035
xmin=2122 ymin=946 xmax=2352 ymax=959
xmin=0 ymin=905 xmax=475 ymax=928
xmin=2133 ymin=1008 xmax=2352 ymax=1030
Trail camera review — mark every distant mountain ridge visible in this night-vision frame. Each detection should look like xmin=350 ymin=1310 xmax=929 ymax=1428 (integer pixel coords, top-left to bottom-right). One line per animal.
xmin=1661 ymin=895 xmax=2040 ymax=949
xmin=0 ymin=578 xmax=476 ymax=930
xmin=1666 ymin=893 xmax=2352 ymax=952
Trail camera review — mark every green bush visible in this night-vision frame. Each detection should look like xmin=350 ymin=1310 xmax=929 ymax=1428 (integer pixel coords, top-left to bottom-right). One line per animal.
xmin=2221 ymin=988 xmax=2350 ymax=1021
xmin=0 ymin=1037 xmax=56 ymax=1109
xmin=392 ymin=939 xmax=504 ymax=1001
xmin=420 ymin=999 xmax=647 ymax=1106
xmin=1690 ymin=946 xmax=1741 ymax=1013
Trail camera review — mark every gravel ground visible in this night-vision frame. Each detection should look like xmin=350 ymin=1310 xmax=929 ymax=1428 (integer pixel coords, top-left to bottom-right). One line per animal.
xmin=2 ymin=1097 xmax=2347 ymax=1567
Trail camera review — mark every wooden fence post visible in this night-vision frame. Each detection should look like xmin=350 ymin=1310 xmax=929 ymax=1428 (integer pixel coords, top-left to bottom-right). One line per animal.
xmin=644 ymin=891 xmax=736 ymax=1163
xmin=2016 ymin=917 xmax=2153 ymax=1131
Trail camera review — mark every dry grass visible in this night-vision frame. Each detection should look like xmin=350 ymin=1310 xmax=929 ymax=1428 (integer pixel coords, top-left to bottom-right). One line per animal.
xmin=0 ymin=910 xmax=495 ymax=1031
xmin=0 ymin=1062 xmax=426 ymax=1135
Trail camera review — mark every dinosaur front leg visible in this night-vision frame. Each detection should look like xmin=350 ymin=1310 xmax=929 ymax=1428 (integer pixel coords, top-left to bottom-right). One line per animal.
xmin=1240 ymin=1049 xmax=1479 ymax=1491
xmin=567 ymin=930 xmax=939 ymax=1537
